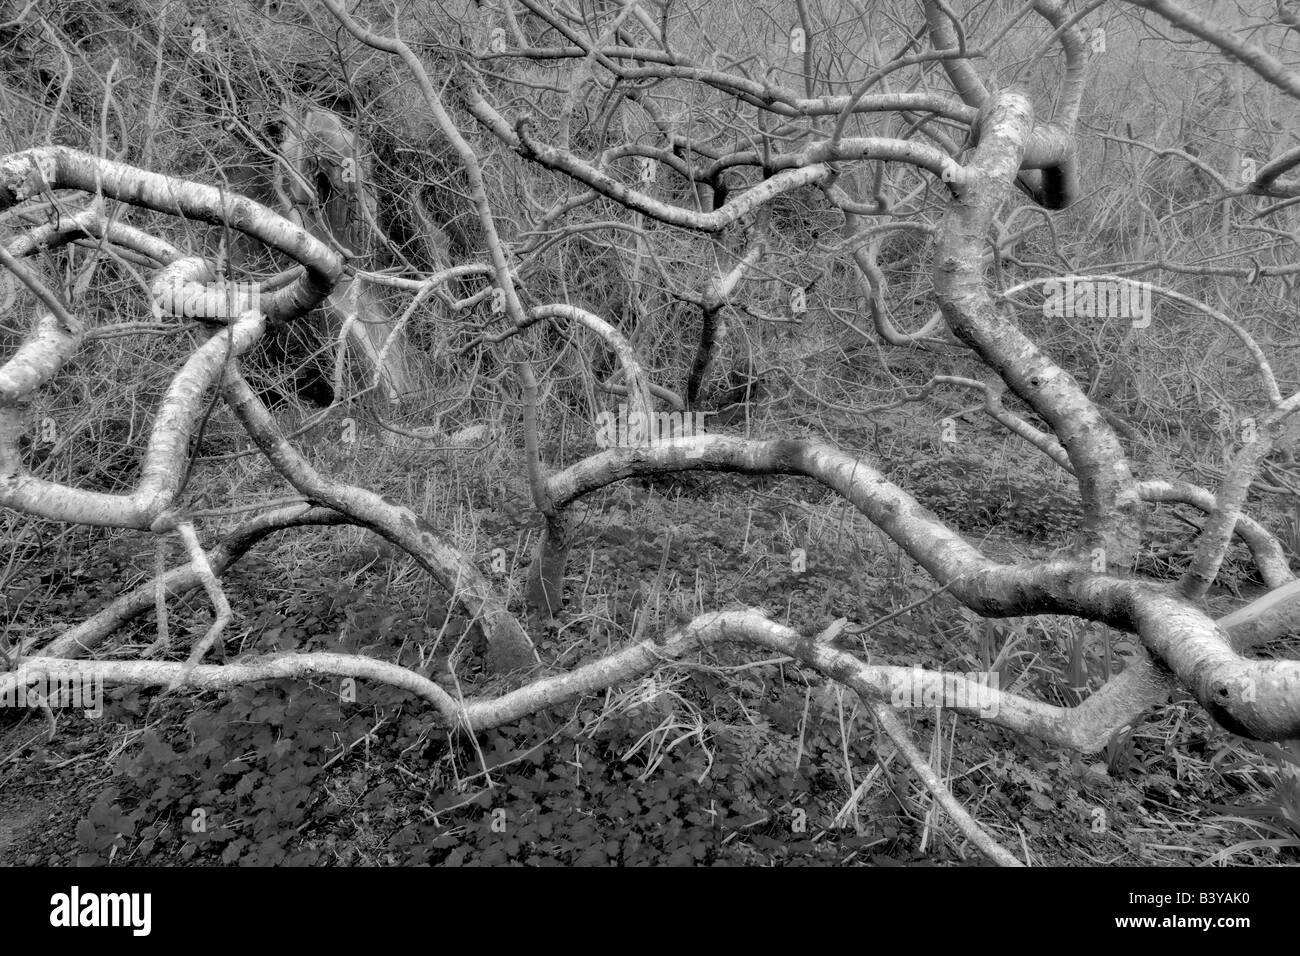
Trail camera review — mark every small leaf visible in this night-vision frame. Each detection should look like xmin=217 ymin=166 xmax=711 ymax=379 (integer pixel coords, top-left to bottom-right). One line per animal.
xmin=75 ymin=818 xmax=100 ymax=849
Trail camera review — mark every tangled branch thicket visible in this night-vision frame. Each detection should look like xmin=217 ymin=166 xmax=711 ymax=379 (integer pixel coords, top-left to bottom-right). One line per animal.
xmin=5 ymin=0 xmax=1300 ymax=865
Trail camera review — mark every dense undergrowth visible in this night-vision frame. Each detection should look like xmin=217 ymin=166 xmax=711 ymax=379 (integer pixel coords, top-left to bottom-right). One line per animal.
xmin=3 ymin=414 xmax=1298 ymax=866
xmin=3 ymin=0 xmax=1300 ymax=868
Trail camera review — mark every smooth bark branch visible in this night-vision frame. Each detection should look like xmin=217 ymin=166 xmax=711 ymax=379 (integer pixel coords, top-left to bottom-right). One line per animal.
xmin=1029 ymin=0 xmax=1086 ymax=130
xmin=839 ymin=372 xmax=1293 ymax=592
xmin=510 ymin=303 xmax=655 ymax=625
xmin=5 ymin=201 xmax=183 ymax=268
xmin=1016 ymin=0 xmax=1083 ymax=207
xmin=849 ymin=227 xmax=949 ymax=347
xmin=511 ymin=117 xmax=834 ymax=232
xmin=0 ymin=312 xmax=80 ymax=406
xmin=1250 ymin=144 xmax=1300 ymax=196
xmin=1219 ymin=578 xmax=1300 ymax=651
xmin=3 ymin=491 xmax=1287 ymax=768
xmin=540 ymin=434 xmax=1300 ymax=739
xmin=509 ymin=122 xmax=976 ymax=227
xmin=0 ymin=312 xmax=82 ymax=522
xmin=15 ymin=505 xmax=348 ymax=664
xmin=933 ymin=92 xmax=1142 ymax=563
xmin=515 ymin=357 xmax=570 ymax=625
xmin=150 ymin=257 xmax=262 ymax=324
xmin=521 ymin=304 xmax=655 ymax=425
xmin=930 ymin=376 xmax=1073 ymax=470
xmin=0 ymin=147 xmax=341 ymax=321
xmin=1136 ymin=480 xmax=1293 ymax=591
xmin=492 ymin=47 xmax=980 ymax=123
xmin=687 ymin=239 xmax=765 ymax=405
xmin=172 ymin=520 xmax=234 ymax=677
xmin=319 ymin=0 xmax=530 ymax=333
xmin=5 ymin=0 xmax=1299 ymax=842
xmin=220 ymin=367 xmax=535 ymax=670
xmin=868 ymin=700 xmax=1021 ymax=866
xmin=8 ymin=653 xmax=461 ymax=724
xmin=751 ymin=138 xmax=958 ymax=176
xmin=924 ymin=0 xmax=989 ymax=107
xmin=486 ymin=300 xmax=660 ymax=625
xmin=1180 ymin=402 xmax=1300 ymax=600
xmin=1 ymin=606 xmax=1167 ymax=757
xmin=1 ymin=312 xmax=265 ymax=528
xmin=921 ymin=1 xmax=1077 ymax=208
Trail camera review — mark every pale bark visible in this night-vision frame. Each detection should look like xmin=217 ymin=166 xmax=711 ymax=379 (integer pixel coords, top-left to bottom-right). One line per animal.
xmin=542 ymin=434 xmax=1300 ymax=740
xmin=221 ymin=367 xmax=535 ymax=671
xmin=0 ymin=146 xmax=341 ymax=321
xmin=687 ymin=239 xmax=765 ymax=406
xmin=933 ymin=92 xmax=1142 ymax=564
xmin=869 ymin=701 xmax=1022 ymax=866
xmin=1 ymin=313 xmax=266 ymax=528
xmin=6 ymin=1 xmax=1300 ymax=813
xmin=14 ymin=505 xmax=348 ymax=663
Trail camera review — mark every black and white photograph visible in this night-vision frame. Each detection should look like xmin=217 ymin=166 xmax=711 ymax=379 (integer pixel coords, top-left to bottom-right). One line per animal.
xmin=0 ymin=0 xmax=1295 ymax=908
